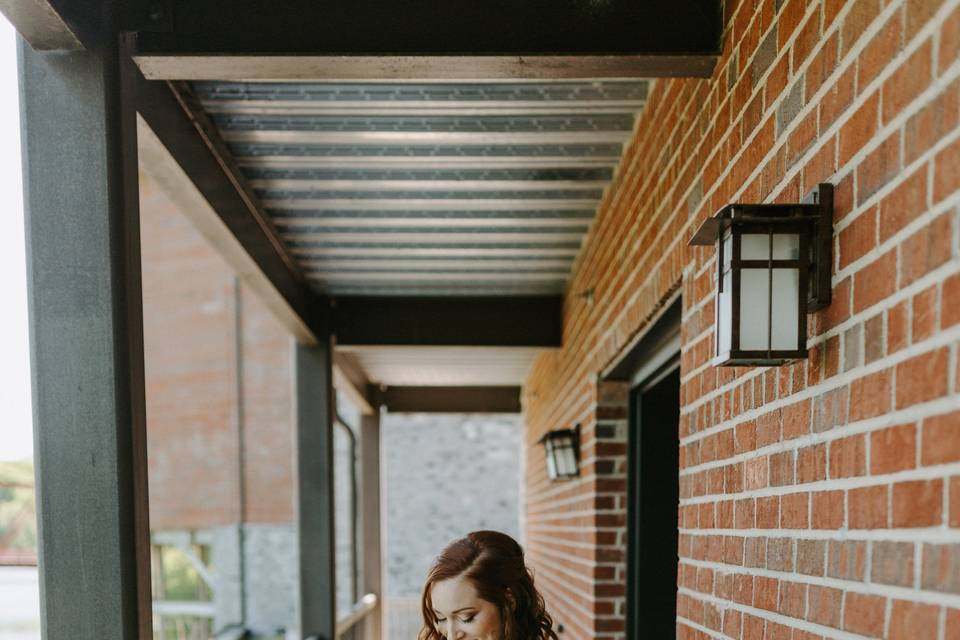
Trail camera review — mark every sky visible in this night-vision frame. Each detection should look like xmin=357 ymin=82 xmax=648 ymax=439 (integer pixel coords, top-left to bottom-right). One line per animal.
xmin=0 ymin=16 xmax=35 ymax=462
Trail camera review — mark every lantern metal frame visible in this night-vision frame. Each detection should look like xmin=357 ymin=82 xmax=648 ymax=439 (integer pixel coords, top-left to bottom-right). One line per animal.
xmin=538 ymin=423 xmax=581 ymax=481
xmin=689 ymin=184 xmax=834 ymax=366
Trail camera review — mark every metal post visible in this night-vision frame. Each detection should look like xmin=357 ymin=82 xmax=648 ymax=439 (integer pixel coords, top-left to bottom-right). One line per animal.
xmin=294 ymin=335 xmax=336 ymax=640
xmin=359 ymin=410 xmax=383 ymax=640
xmin=18 ymin=26 xmax=151 ymax=640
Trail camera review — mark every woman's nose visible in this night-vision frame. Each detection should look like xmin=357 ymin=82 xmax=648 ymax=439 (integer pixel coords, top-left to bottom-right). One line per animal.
xmin=444 ymin=620 xmax=464 ymax=639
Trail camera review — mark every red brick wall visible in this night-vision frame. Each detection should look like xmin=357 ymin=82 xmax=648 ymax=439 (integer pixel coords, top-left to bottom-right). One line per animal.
xmin=523 ymin=0 xmax=960 ymax=638
xmin=141 ymin=171 xmax=294 ymax=530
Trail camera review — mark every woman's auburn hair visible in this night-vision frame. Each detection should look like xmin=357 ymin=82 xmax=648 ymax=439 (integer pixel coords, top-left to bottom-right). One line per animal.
xmin=418 ymin=530 xmax=558 ymax=640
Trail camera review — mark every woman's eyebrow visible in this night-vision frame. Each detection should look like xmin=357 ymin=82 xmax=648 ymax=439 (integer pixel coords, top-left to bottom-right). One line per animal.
xmin=433 ymin=607 xmax=477 ymax=615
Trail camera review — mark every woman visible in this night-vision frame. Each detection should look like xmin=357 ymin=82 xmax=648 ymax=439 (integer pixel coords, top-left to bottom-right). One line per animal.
xmin=418 ymin=530 xmax=559 ymax=640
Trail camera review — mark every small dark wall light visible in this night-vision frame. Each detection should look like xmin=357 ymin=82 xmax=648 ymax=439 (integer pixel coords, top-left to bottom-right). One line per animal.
xmin=688 ymin=183 xmax=834 ymax=367
xmin=540 ymin=424 xmax=581 ymax=480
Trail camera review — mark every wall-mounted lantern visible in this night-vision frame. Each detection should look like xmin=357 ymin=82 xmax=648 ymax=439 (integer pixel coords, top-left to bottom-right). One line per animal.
xmin=688 ymin=184 xmax=833 ymax=367
xmin=539 ymin=424 xmax=580 ymax=481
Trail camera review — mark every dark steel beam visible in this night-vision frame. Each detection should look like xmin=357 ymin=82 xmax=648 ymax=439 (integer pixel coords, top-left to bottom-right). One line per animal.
xmin=332 ymin=296 xmax=562 ymax=347
xmin=132 ymin=0 xmax=720 ymax=79
xmin=19 ymin=29 xmax=151 ymax=639
xmin=373 ymin=386 xmax=522 ymax=413
xmin=135 ymin=77 xmax=328 ymax=342
xmin=294 ymin=335 xmax=336 ymax=639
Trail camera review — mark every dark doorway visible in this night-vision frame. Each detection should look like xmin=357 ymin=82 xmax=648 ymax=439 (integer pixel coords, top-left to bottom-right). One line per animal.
xmin=626 ymin=357 xmax=680 ymax=639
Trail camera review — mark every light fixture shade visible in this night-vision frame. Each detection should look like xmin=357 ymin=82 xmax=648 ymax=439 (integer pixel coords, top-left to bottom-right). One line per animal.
xmin=539 ymin=425 xmax=580 ymax=481
xmin=690 ymin=184 xmax=833 ymax=367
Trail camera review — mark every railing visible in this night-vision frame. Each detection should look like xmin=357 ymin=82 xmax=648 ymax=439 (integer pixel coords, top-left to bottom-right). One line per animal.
xmin=336 ymin=592 xmax=378 ymax=639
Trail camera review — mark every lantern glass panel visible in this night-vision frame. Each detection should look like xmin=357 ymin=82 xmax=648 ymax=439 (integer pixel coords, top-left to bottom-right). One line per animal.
xmin=741 ymin=233 xmax=769 ymax=259
xmin=739 ymin=268 xmax=771 ymax=351
xmin=558 ymin=443 xmax=577 ymax=477
xmin=741 ymin=233 xmax=801 ymax=260
xmin=717 ymin=229 xmax=733 ymax=357
xmin=772 ymin=234 xmax=801 ymax=259
xmin=771 ymin=269 xmax=800 ymax=349
xmin=544 ymin=440 xmax=558 ymax=479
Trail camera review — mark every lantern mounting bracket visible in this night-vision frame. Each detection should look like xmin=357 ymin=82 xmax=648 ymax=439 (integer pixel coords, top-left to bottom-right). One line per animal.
xmin=689 ymin=183 xmax=833 ymax=312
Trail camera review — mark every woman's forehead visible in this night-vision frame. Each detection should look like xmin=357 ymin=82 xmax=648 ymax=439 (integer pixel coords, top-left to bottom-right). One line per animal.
xmin=431 ymin=575 xmax=482 ymax=611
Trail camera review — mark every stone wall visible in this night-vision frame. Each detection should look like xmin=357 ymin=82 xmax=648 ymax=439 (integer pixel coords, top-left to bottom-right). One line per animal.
xmin=382 ymin=413 xmax=524 ymax=597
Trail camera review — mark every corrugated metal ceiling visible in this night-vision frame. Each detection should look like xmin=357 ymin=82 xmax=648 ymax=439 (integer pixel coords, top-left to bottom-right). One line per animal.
xmin=193 ymin=80 xmax=648 ymax=297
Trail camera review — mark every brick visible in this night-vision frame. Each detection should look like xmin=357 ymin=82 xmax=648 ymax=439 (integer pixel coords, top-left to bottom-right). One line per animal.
xmin=757 ymin=409 xmax=782 ymax=447
xmin=944 ymin=274 xmax=960 ymax=328
xmin=857 ymin=130 xmax=902 ymax=202
xmin=900 ymin=212 xmax=954 ymax=288
xmin=921 ymin=543 xmax=960 ymax=593
xmin=879 ymin=166 xmax=927 ymax=244
xmin=870 ymin=423 xmax=917 ymax=475
xmin=754 ymin=575 xmax=779 ymax=611
xmin=906 ymin=0 xmax=947 ymax=40
xmin=922 ymin=411 xmax=960 ymax=465
xmin=735 ymin=498 xmax=756 ymax=529
xmin=797 ymin=443 xmax=827 ymax=483
xmin=782 ymin=399 xmax=810 ymax=440
xmin=827 ymin=539 xmax=866 ymax=580
xmin=949 ymin=610 xmax=960 ymax=640
xmin=753 ymin=30 xmax=778 ymax=87
xmin=806 ymin=584 xmax=842 ymax=628
xmin=777 ymin=580 xmax=806 ymax=619
xmin=838 ymin=206 xmax=877 ymax=270
xmin=781 ymin=492 xmax=810 ymax=529
xmin=745 ymin=536 xmax=767 ymax=568
xmin=888 ymin=600 xmax=940 ymax=640
xmin=892 ymin=479 xmax=943 ymax=527
xmin=741 ymin=613 xmax=764 ymax=639
xmin=887 ymin=300 xmax=909 ymax=353
xmin=807 ymin=32 xmax=838 ymax=97
xmin=882 ymin=39 xmax=933 ymax=124
xmin=820 ymin=66 xmax=856 ymax=131
xmin=934 ymin=136 xmax=960 ymax=203
xmin=858 ymin=12 xmax=903 ymax=91
xmin=871 ymin=541 xmax=915 ymax=587
xmin=793 ymin=2 xmax=821 ymax=66
xmin=843 ymin=322 xmax=862 ymax=372
xmin=941 ymin=4 xmax=960 ymax=74
xmin=853 ymin=249 xmax=896 ymax=313
xmin=812 ymin=386 xmax=848 ymax=432
xmin=839 ymin=93 xmax=879 ymax=166
xmin=769 ymin=451 xmax=795 ymax=487
xmin=905 ymin=79 xmax=959 ymax=164
xmin=912 ymin=286 xmax=938 ymax=342
xmin=777 ymin=78 xmax=805 ymax=136
xmin=829 ymin=434 xmax=866 ymax=478
xmin=841 ymin=0 xmax=882 ymax=57
xmin=952 ymin=476 xmax=960 ymax=527
xmin=824 ymin=277 xmax=851 ymax=329
xmin=895 ymin=348 xmax=949 ymax=409
xmin=863 ymin=312 xmax=886 ymax=364
xmin=796 ymin=539 xmax=825 ymax=576
xmin=843 ymin=592 xmax=885 ymax=637
xmin=766 ymin=537 xmax=793 ymax=572
xmin=757 ymin=496 xmax=780 ymax=528
xmin=848 ymin=368 xmax=892 ymax=422
xmin=812 ymin=490 xmax=844 ymax=529
xmin=849 ymin=485 xmax=888 ymax=528
xmin=744 ymin=456 xmax=769 ymax=490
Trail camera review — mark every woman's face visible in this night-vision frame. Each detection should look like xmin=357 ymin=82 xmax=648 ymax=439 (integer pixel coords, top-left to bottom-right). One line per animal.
xmin=430 ymin=574 xmax=502 ymax=640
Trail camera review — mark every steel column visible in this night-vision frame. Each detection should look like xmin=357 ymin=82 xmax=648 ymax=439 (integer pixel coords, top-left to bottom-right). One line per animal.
xmin=294 ymin=335 xmax=337 ymax=639
xmin=18 ymin=27 xmax=151 ymax=640
xmin=359 ymin=411 xmax=383 ymax=640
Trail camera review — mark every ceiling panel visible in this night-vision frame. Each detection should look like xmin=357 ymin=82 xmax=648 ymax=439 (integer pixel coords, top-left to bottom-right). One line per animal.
xmin=194 ymin=79 xmax=648 ymax=296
